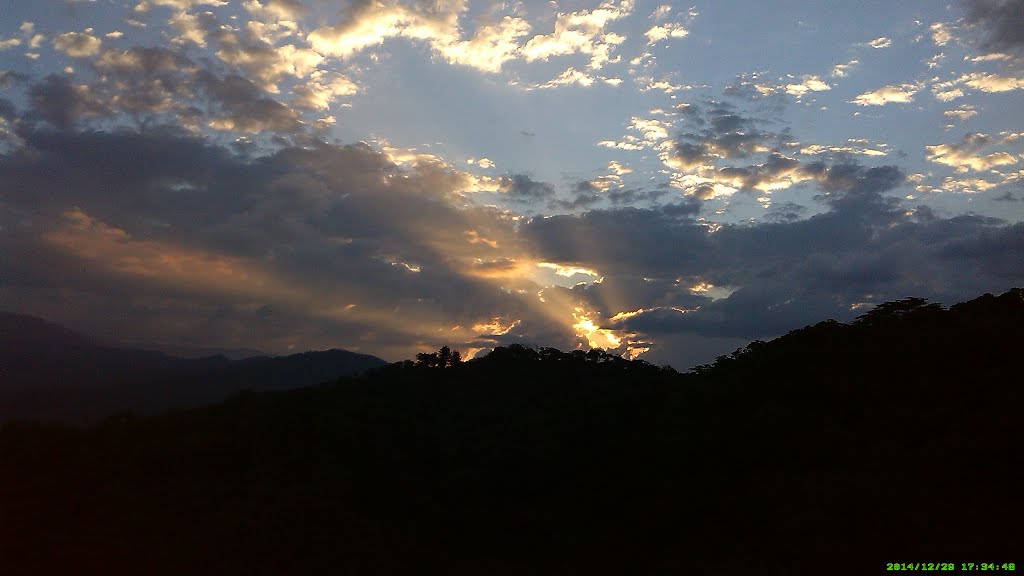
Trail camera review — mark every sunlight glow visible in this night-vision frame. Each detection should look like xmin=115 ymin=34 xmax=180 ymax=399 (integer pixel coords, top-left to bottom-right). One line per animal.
xmin=572 ymin=308 xmax=623 ymax=349
xmin=537 ymin=262 xmax=600 ymax=277
xmin=472 ymin=318 xmax=520 ymax=335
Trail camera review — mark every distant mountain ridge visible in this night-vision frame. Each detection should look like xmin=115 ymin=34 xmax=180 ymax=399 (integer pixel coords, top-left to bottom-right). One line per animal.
xmin=0 ymin=313 xmax=388 ymax=422
xmin=122 ymin=342 xmax=271 ymax=361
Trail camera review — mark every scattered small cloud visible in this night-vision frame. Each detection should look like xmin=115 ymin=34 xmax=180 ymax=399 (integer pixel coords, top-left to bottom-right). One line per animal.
xmin=852 ymin=83 xmax=921 ymax=106
xmin=831 ymin=60 xmax=859 ymax=78
xmin=52 ymin=30 xmax=102 ymax=57
xmin=868 ymin=36 xmax=892 ymax=49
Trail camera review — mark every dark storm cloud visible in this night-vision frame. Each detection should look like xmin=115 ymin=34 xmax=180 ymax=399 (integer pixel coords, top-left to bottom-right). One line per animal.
xmin=195 ymin=72 xmax=302 ymax=133
xmin=765 ymin=202 xmax=807 ymax=223
xmin=669 ymin=102 xmax=792 ymax=172
xmin=0 ymin=70 xmax=29 ymax=90
xmin=964 ymin=0 xmax=1024 ymax=53
xmin=28 ymin=75 xmax=110 ymax=130
xmin=0 ymin=123 xmax=578 ymax=358
xmin=0 ymin=98 xmax=16 ymax=120
xmin=993 ymin=191 xmax=1018 ymax=202
xmin=522 ymin=157 xmax=1024 ymax=365
xmin=92 ymin=47 xmax=197 ymax=116
xmin=808 ymin=162 xmax=905 ymax=208
xmin=500 ymin=174 xmax=557 ymax=202
xmin=14 ymin=45 xmax=305 ymax=135
xmin=606 ymin=187 xmax=673 ymax=206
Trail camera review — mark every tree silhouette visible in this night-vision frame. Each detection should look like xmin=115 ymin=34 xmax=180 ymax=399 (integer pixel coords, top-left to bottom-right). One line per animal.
xmin=415 ymin=345 xmax=462 ymax=368
xmin=854 ymin=296 xmax=943 ymax=325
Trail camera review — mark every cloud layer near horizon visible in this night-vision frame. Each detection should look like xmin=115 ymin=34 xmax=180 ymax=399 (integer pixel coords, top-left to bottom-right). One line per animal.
xmin=3 ymin=119 xmax=1023 ymax=367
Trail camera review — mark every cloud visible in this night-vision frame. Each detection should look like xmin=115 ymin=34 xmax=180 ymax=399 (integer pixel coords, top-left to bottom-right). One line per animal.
xmin=28 ymin=75 xmax=110 ymax=129
xmin=784 ymin=75 xmax=831 ymax=98
xmin=3 ymin=99 xmax=1022 ymax=369
xmin=644 ymin=23 xmax=688 ymax=45
xmin=520 ymin=0 xmax=633 ymax=70
xmin=650 ymin=5 xmax=672 ymax=21
xmin=958 ymin=72 xmax=1024 ymax=93
xmin=307 ymin=0 xmax=531 ymax=74
xmin=943 ymin=106 xmax=977 ymax=123
xmin=168 ymin=10 xmax=212 ymax=47
xmin=930 ymin=22 xmax=955 ymax=46
xmin=215 ymin=38 xmax=323 ymax=93
xmin=438 ymin=16 xmax=532 ymax=73
xmin=0 ymin=125 xmax=583 ymax=360
xmin=0 ymin=70 xmax=29 ymax=89
xmin=963 ymin=0 xmax=1024 ymax=53
xmin=529 ymin=67 xmax=596 ymax=89
xmin=196 ymin=72 xmax=302 ymax=133
xmin=52 ymin=30 xmax=102 ymax=57
xmin=867 ymin=36 xmax=892 ymax=49
xmin=499 ymin=174 xmax=557 ymax=203
xmin=851 ymin=83 xmax=921 ymax=106
xmin=292 ymin=71 xmax=358 ymax=110
xmin=830 ymin=60 xmax=858 ymax=78
xmin=522 ymin=164 xmax=1023 ymax=368
xmin=243 ymin=0 xmax=306 ymax=21
xmin=925 ymin=133 xmax=1019 ymax=172
xmin=135 ymin=0 xmax=227 ymax=12
xmin=931 ymin=72 xmax=1024 ymax=102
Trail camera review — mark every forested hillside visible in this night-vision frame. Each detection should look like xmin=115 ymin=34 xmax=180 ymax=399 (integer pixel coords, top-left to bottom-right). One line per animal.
xmin=3 ymin=290 xmax=1022 ymax=575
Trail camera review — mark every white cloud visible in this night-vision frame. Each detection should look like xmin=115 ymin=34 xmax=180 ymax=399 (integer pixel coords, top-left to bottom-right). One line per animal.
xmin=437 ymin=16 xmax=532 ymax=73
xmin=607 ymin=161 xmax=632 ymax=176
xmin=530 ymin=67 xmax=596 ymax=89
xmin=959 ymin=72 xmax=1024 ymax=93
xmin=785 ymin=75 xmax=831 ymax=98
xmin=650 ymin=5 xmax=672 ymax=21
xmin=216 ymin=37 xmax=323 ymax=92
xmin=831 ymin=60 xmax=858 ymax=78
xmin=243 ymin=0 xmax=306 ymax=21
xmin=925 ymin=133 xmax=1019 ymax=172
xmin=851 ymin=83 xmax=920 ymax=106
xmin=929 ymin=22 xmax=954 ymax=46
xmin=135 ymin=0 xmax=227 ymax=12
xmin=521 ymin=0 xmax=633 ymax=70
xmin=52 ymin=31 xmax=102 ymax=57
xmin=931 ymin=72 xmax=1024 ymax=102
xmin=969 ymin=52 xmax=1013 ymax=62
xmin=868 ymin=36 xmax=892 ymax=49
xmin=307 ymin=1 xmax=531 ymax=74
xmin=292 ymin=71 xmax=358 ymax=110
xmin=943 ymin=107 xmax=977 ymax=123
xmin=644 ymin=23 xmax=687 ymax=45
xmin=169 ymin=11 xmax=208 ymax=46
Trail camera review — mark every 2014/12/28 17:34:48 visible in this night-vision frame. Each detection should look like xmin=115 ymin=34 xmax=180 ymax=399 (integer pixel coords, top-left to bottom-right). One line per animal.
xmin=885 ymin=563 xmax=1015 ymax=571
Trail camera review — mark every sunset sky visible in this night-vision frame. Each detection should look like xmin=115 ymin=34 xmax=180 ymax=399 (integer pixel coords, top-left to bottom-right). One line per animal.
xmin=2 ymin=0 xmax=1023 ymax=368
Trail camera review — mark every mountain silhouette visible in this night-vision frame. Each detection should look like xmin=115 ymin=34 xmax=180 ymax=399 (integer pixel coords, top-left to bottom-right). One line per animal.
xmin=0 ymin=313 xmax=387 ymax=422
xmin=2 ymin=290 xmax=1022 ymax=575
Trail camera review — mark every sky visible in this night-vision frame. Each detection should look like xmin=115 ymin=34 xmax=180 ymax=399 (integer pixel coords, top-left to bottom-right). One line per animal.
xmin=1 ymin=0 xmax=1023 ymax=369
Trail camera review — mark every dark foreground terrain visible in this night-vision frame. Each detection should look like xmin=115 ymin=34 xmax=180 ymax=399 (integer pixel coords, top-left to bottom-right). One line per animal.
xmin=3 ymin=290 xmax=1023 ymax=575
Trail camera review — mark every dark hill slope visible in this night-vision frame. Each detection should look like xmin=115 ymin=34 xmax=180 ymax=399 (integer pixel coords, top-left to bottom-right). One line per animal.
xmin=2 ymin=290 xmax=1022 ymax=575
xmin=0 ymin=313 xmax=387 ymax=422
